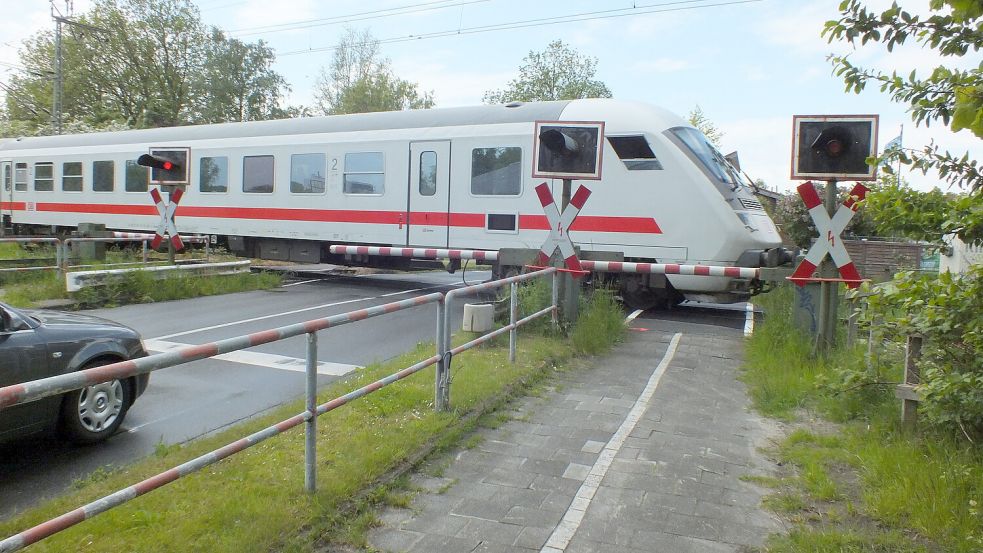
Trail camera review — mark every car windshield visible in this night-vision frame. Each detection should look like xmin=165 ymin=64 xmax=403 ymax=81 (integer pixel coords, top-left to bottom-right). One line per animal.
xmin=669 ymin=127 xmax=745 ymax=188
xmin=0 ymin=302 xmax=37 ymax=326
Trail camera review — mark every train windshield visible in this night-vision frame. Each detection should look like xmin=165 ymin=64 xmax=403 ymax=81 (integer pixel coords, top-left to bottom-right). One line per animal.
xmin=669 ymin=127 xmax=743 ymax=188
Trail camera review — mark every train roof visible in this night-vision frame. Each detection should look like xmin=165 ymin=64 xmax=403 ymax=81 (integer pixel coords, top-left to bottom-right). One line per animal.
xmin=0 ymin=100 xmax=577 ymax=151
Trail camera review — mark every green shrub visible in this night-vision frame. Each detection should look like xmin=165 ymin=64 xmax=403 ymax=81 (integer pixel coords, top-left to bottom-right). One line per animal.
xmin=863 ymin=266 xmax=983 ymax=440
xmin=570 ymin=288 xmax=625 ymax=354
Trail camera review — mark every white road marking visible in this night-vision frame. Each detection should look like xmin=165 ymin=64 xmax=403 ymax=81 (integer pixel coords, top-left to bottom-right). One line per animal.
xmin=744 ymin=302 xmax=755 ymax=337
xmin=280 ymin=278 xmax=323 ymax=287
xmin=541 ymin=332 xmax=683 ymax=553
xmin=144 ymin=339 xmax=360 ymax=376
xmin=149 ymin=282 xmax=458 ymax=341
xmin=625 ymin=308 xmax=644 ymax=324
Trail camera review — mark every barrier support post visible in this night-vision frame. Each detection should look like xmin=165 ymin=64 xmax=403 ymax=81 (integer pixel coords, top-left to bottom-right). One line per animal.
xmin=305 ymin=332 xmax=318 ymax=493
xmin=509 ymin=282 xmax=517 ymax=364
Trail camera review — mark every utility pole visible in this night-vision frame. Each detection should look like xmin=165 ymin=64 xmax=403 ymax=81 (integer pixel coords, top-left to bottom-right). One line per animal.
xmin=50 ymin=0 xmax=107 ymax=134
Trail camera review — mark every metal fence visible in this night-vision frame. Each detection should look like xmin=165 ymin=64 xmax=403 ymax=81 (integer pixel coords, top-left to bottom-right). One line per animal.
xmin=0 ymin=234 xmax=210 ymax=276
xmin=0 ymin=267 xmax=558 ymax=552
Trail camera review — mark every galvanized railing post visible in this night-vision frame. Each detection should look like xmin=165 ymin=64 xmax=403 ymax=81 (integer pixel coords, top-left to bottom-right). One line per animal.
xmin=551 ymin=271 xmax=559 ymax=328
xmin=509 ymin=282 xmax=517 ymax=364
xmin=436 ymin=298 xmax=450 ymax=411
xmin=142 ymin=240 xmax=148 ymax=265
xmin=305 ymin=332 xmax=318 ymax=493
xmin=55 ymin=239 xmax=63 ymax=277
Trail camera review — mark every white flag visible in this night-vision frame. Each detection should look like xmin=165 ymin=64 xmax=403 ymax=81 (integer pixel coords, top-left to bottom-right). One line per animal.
xmin=884 ymin=135 xmax=902 ymax=151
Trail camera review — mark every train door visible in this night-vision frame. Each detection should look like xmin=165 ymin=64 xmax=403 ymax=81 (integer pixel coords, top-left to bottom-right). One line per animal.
xmin=406 ymin=141 xmax=450 ymax=247
xmin=1 ymin=161 xmax=11 ymax=230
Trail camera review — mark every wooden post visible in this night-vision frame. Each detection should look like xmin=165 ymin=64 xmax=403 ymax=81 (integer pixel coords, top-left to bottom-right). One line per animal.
xmin=897 ymin=334 xmax=922 ymax=431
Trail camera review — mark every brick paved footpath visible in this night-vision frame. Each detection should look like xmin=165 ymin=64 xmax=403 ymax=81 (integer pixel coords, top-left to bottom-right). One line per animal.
xmin=367 ymin=316 xmax=783 ymax=552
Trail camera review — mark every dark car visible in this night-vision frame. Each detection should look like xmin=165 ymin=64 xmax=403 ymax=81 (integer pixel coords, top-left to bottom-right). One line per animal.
xmin=0 ymin=302 xmax=149 ymax=445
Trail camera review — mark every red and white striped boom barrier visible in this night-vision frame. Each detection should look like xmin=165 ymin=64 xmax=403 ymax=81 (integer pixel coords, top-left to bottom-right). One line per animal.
xmin=330 ymin=245 xmax=498 ymax=262
xmin=579 ymin=260 xmax=760 ymax=279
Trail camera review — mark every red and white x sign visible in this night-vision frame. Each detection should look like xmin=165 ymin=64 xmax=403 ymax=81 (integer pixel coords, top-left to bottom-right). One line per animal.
xmin=149 ymin=187 xmax=184 ymax=251
xmin=789 ymin=181 xmax=868 ymax=288
xmin=534 ymin=182 xmax=591 ymax=271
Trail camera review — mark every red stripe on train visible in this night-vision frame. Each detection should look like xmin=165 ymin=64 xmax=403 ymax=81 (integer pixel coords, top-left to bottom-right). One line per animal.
xmin=10 ymin=203 xmax=662 ymax=234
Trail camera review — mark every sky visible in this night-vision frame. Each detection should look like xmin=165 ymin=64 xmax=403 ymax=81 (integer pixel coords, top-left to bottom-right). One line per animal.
xmin=1 ymin=0 xmax=979 ymax=194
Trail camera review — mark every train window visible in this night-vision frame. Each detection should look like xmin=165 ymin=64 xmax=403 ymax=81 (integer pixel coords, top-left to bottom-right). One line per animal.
xmin=343 ymin=152 xmax=384 ymax=195
xmin=62 ymin=162 xmax=83 ymax=192
xmin=14 ymin=163 xmax=27 ymax=191
xmin=92 ymin=160 xmax=115 ymax=192
xmin=668 ymin=127 xmax=739 ymax=186
xmin=125 ymin=160 xmax=149 ymax=192
xmin=486 ymin=213 xmax=517 ymax=232
xmin=243 ymin=155 xmax=274 ymax=193
xmin=419 ymin=151 xmax=437 ymax=196
xmin=3 ymin=164 xmax=10 ymax=191
xmin=200 ymin=156 xmax=228 ymax=193
xmin=290 ymin=153 xmax=325 ymax=194
xmin=608 ymin=136 xmax=663 ymax=170
xmin=471 ymin=147 xmax=521 ymax=196
xmin=34 ymin=162 xmax=54 ymax=191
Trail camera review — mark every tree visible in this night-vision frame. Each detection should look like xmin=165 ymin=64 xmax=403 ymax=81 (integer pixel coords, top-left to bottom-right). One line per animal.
xmin=863 ymin=175 xmax=963 ymax=242
xmin=687 ymin=105 xmax=724 ymax=147
xmin=313 ymin=28 xmax=434 ymax=115
xmin=823 ymin=0 xmax=982 ymax=245
xmin=192 ymin=29 xmax=289 ymax=123
xmin=3 ymin=0 xmax=289 ymax=132
xmin=483 ymin=40 xmax=612 ymax=104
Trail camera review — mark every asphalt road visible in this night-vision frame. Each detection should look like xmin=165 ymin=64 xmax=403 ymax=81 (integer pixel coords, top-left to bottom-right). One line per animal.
xmin=0 ymin=268 xmax=491 ymax=520
xmin=0 ymin=272 xmax=759 ymax=522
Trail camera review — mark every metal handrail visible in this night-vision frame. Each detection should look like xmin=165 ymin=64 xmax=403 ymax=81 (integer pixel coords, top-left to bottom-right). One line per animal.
xmin=0 ymin=268 xmax=560 ymax=551
xmin=0 ymin=292 xmax=443 ymax=553
xmin=0 ymin=237 xmax=62 ymax=272
xmin=436 ymin=267 xmax=557 ymax=410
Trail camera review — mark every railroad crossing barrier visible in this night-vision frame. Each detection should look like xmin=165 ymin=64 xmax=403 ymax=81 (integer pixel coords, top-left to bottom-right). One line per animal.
xmin=0 ymin=268 xmax=559 ymax=552
xmin=579 ymin=260 xmax=760 ymax=279
xmin=330 ymin=245 xmax=498 ymax=262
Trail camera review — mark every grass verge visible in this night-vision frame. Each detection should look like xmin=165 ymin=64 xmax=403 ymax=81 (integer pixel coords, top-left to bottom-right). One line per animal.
xmin=0 ymin=289 xmax=625 ymax=552
xmin=744 ymin=285 xmax=983 ymax=553
xmin=0 ymin=270 xmax=281 ymax=308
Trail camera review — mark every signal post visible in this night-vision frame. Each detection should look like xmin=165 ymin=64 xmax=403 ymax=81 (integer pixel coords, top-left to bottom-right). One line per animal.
xmin=138 ymin=147 xmax=190 ymax=264
xmin=790 ymin=115 xmax=878 ymax=352
xmin=532 ymin=121 xmax=605 ymax=324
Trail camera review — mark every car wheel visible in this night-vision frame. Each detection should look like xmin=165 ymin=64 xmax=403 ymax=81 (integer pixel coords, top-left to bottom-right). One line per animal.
xmin=60 ymin=361 xmax=131 ymax=445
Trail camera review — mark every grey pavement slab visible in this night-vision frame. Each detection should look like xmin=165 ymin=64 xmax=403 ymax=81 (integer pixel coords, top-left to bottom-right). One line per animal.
xmin=367 ymin=323 xmax=783 ymax=552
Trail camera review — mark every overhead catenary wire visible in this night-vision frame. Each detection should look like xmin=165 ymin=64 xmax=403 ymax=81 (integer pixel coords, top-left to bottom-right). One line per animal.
xmin=226 ymin=0 xmax=490 ymax=37
xmin=276 ymin=0 xmax=764 ymax=57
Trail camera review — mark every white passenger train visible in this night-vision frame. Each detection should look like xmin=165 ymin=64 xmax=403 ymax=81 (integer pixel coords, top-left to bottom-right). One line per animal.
xmin=0 ymin=99 xmax=789 ymax=306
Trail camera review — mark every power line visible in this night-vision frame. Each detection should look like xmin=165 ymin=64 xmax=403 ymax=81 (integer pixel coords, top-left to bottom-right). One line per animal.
xmin=227 ymin=0 xmax=490 ymax=37
xmin=278 ymin=0 xmax=764 ymax=57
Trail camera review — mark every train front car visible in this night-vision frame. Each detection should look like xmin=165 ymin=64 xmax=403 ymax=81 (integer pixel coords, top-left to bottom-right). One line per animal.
xmin=558 ymin=100 xmax=788 ymax=307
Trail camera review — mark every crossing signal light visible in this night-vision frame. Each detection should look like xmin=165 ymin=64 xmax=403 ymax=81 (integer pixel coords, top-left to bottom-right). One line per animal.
xmin=792 ymin=115 xmax=878 ymax=181
xmin=532 ymin=121 xmax=605 ymax=181
xmin=138 ymin=148 xmax=189 ymax=185
xmin=137 ymin=154 xmax=175 ymax=171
